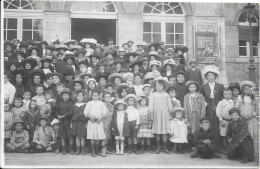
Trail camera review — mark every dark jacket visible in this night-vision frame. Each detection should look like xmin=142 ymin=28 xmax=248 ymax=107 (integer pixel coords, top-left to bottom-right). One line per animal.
xmin=186 ymin=68 xmax=203 ymax=87
xmin=174 ymin=82 xmax=189 ymax=107
xmin=193 ymin=128 xmax=216 ymax=152
xmin=111 ymin=110 xmax=129 ymax=137
xmin=139 ymin=66 xmax=151 ymax=76
xmin=200 ymin=82 xmax=224 ymax=106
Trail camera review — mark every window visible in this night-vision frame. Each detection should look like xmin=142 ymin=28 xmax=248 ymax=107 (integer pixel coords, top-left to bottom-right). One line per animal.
xmin=143 ymin=2 xmax=183 ymax=14
xmin=4 ymin=0 xmax=43 ymax=10
xmin=22 ymin=19 xmax=43 ymax=41
xmin=4 ymin=18 xmax=18 ymax=40
xmin=143 ymin=22 xmax=161 ymax=43
xmin=239 ymin=40 xmax=259 ymax=57
xmin=71 ymin=1 xmax=115 ymax=12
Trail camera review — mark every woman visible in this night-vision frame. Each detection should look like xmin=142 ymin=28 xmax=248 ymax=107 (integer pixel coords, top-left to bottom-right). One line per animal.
xmin=13 ymin=69 xmax=30 ymax=98
xmin=200 ymin=65 xmax=224 ymax=147
xmin=29 ymin=69 xmax=45 ymax=95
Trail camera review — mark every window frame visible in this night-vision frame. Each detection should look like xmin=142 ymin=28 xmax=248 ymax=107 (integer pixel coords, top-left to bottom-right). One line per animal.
xmin=239 ymin=41 xmax=259 ymax=57
xmin=4 ymin=18 xmax=18 ymax=40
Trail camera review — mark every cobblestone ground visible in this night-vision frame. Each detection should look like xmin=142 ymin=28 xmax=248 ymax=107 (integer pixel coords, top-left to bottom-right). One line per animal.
xmin=4 ymin=152 xmax=259 ymax=168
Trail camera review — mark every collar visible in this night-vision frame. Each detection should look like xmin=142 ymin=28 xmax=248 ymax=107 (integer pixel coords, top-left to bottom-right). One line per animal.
xmin=191 ymin=68 xmax=196 ymax=71
xmin=16 ymin=130 xmax=24 ymax=134
xmin=23 ymin=99 xmax=30 ymax=103
xmin=172 ymin=97 xmax=177 ymax=101
xmin=225 ymin=99 xmax=233 ymax=103
xmin=76 ymin=102 xmax=85 ymax=107
xmin=209 ymin=82 xmax=215 ymax=86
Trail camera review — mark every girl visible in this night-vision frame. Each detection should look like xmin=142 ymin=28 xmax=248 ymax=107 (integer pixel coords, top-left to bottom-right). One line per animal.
xmin=56 ymin=88 xmax=74 ymax=155
xmin=71 ymin=89 xmax=87 ymax=155
xmin=13 ymin=69 xmax=30 ymax=98
xmin=235 ymin=81 xmax=258 ymax=141
xmin=108 ymin=73 xmax=126 ymax=89
xmin=137 ymin=94 xmax=153 ymax=154
xmin=228 ymin=82 xmax=241 ymax=105
xmin=22 ymin=99 xmax=41 ymax=144
xmin=170 ymin=107 xmax=188 ymax=154
xmin=166 ymin=85 xmax=181 ymax=108
xmin=80 ymin=73 xmax=96 ymax=84
xmin=84 ymin=90 xmax=107 ymax=157
xmin=111 ymin=100 xmax=129 ymax=155
xmin=40 ymin=58 xmax=54 ymax=74
xmin=175 ymin=71 xmax=188 ymax=107
xmin=85 ymin=78 xmax=98 ymax=102
xmin=21 ymin=58 xmax=38 ymax=81
xmin=183 ymin=81 xmax=206 ymax=152
xmin=44 ymin=73 xmax=54 ymax=91
xmin=116 ymin=83 xmax=131 ymax=101
xmin=149 ymin=76 xmax=173 ymax=154
xmin=4 ymin=70 xmax=16 ymax=105
xmin=132 ymin=73 xmax=144 ymax=96
xmin=125 ymin=94 xmax=140 ymax=154
xmin=161 ymin=59 xmax=176 ymax=77
xmin=29 ymin=69 xmax=45 ymax=95
xmin=102 ymin=92 xmax=114 ymax=154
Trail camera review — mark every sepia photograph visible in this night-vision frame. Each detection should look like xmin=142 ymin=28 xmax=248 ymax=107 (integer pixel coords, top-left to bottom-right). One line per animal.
xmin=1 ymin=0 xmax=259 ymax=168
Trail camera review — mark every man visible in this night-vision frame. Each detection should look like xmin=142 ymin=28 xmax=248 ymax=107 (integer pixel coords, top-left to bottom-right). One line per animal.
xmin=139 ymin=57 xmax=151 ymax=76
xmin=127 ymin=40 xmax=135 ymax=52
xmin=103 ymin=37 xmax=116 ymax=55
xmin=122 ymin=43 xmax=129 ymax=53
xmin=186 ymin=59 xmax=203 ymax=87
xmin=135 ymin=42 xmax=146 ymax=58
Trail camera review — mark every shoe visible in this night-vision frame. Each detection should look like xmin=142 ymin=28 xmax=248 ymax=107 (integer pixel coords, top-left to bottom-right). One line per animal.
xmin=213 ymin=153 xmax=221 ymax=159
xmin=173 ymin=145 xmax=179 ymax=154
xmin=140 ymin=145 xmax=145 ymax=154
xmin=178 ymin=144 xmax=185 ymax=154
xmin=75 ymin=146 xmax=80 ymax=155
xmin=62 ymin=146 xmax=66 ymax=155
xmin=120 ymin=145 xmax=124 ymax=155
xmin=91 ymin=144 xmax=96 ymax=157
xmin=190 ymin=152 xmax=199 ymax=158
xmin=163 ymin=142 xmax=170 ymax=154
xmin=134 ymin=144 xmax=139 ymax=155
xmin=95 ymin=145 xmax=101 ymax=156
xmin=81 ymin=146 xmax=86 ymax=155
xmin=128 ymin=145 xmax=133 ymax=154
xmin=70 ymin=146 xmax=75 ymax=155
xmin=155 ymin=141 xmax=161 ymax=154
xmin=241 ymin=158 xmax=249 ymax=164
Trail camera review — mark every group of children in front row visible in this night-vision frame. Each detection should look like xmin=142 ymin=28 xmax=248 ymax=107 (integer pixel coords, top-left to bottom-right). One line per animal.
xmin=4 ymin=75 xmax=257 ymax=164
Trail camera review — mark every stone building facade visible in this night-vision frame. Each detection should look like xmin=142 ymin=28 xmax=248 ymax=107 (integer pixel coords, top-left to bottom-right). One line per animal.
xmin=3 ymin=1 xmax=259 ymax=85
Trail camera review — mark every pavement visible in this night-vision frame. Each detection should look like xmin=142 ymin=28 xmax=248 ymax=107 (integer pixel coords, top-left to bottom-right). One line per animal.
xmin=4 ymin=151 xmax=259 ymax=168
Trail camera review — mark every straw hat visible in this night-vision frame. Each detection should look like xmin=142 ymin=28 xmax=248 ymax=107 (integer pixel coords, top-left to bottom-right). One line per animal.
xmin=51 ymin=118 xmax=60 ymax=126
xmin=86 ymin=78 xmax=98 ymax=86
xmin=201 ymin=65 xmax=220 ymax=78
xmin=114 ymin=100 xmax=128 ymax=109
xmin=150 ymin=60 xmax=162 ymax=67
xmin=240 ymin=81 xmax=256 ymax=90
xmin=151 ymin=76 xmax=169 ymax=90
xmin=124 ymin=94 xmax=137 ymax=102
xmin=108 ymin=73 xmax=126 ymax=84
xmin=186 ymin=81 xmax=199 ymax=89
xmin=163 ymin=59 xmax=176 ymax=67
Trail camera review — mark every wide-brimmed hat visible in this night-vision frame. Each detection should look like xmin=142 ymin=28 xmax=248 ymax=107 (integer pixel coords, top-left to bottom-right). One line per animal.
xmin=118 ymin=48 xmax=125 ymax=52
xmin=86 ymin=78 xmax=98 ymax=86
xmin=40 ymin=58 xmax=53 ymax=63
xmin=186 ymin=81 xmax=199 ymax=89
xmin=189 ymin=59 xmax=197 ymax=66
xmin=52 ymin=72 xmax=62 ymax=80
xmin=137 ymin=93 xmax=148 ymax=102
xmin=40 ymin=41 xmax=49 ymax=46
xmin=69 ymin=45 xmax=82 ymax=51
xmin=65 ymin=40 xmax=76 ymax=46
xmin=116 ymin=83 xmax=131 ymax=94
xmin=7 ymin=60 xmax=21 ymax=68
xmin=240 ymin=81 xmax=256 ymax=90
xmin=80 ymin=38 xmax=97 ymax=45
xmin=96 ymin=72 xmax=109 ymax=82
xmin=129 ymin=59 xmax=143 ymax=69
xmin=104 ymin=83 xmax=115 ymax=89
xmin=142 ymin=84 xmax=151 ymax=90
xmin=12 ymin=118 xmax=25 ymax=129
xmin=118 ymin=69 xmax=130 ymax=74
xmin=28 ymin=46 xmax=41 ymax=55
xmin=89 ymin=54 xmax=100 ymax=60
xmin=228 ymin=107 xmax=241 ymax=116
xmin=4 ymin=41 xmax=16 ymax=51
xmin=51 ymin=118 xmax=60 ymax=126
xmin=105 ymin=50 xmax=115 ymax=57
xmin=75 ymin=48 xmax=86 ymax=56
xmin=123 ymin=52 xmax=140 ymax=62
xmin=21 ymin=58 xmax=38 ymax=69
xmin=63 ymin=53 xmax=75 ymax=62
xmin=228 ymin=82 xmax=241 ymax=94
xmin=60 ymin=88 xmax=72 ymax=95
xmin=114 ymin=100 xmax=128 ymax=109
xmin=80 ymin=72 xmax=96 ymax=79
xmin=124 ymin=93 xmax=137 ymax=102
xmin=61 ymin=67 xmax=74 ymax=76
xmin=201 ymin=65 xmax=220 ymax=78
xmin=108 ymin=73 xmax=126 ymax=84
xmin=144 ymin=72 xmax=157 ymax=84
xmin=151 ymin=76 xmax=169 ymax=90
xmin=127 ymin=40 xmax=134 ymax=44
xmin=163 ymin=59 xmax=176 ymax=68
xmin=30 ymin=69 xmax=45 ymax=80
xmin=172 ymin=107 xmax=185 ymax=117
xmin=124 ymin=72 xmax=134 ymax=80
xmin=55 ymin=44 xmax=68 ymax=51
xmin=113 ymin=59 xmax=125 ymax=65
xmin=147 ymin=51 xmax=160 ymax=61
xmin=38 ymin=115 xmax=50 ymax=122
xmin=166 ymin=85 xmax=177 ymax=93
xmin=175 ymin=45 xmax=188 ymax=53
xmin=18 ymin=41 xmax=29 ymax=48
xmin=200 ymin=117 xmax=211 ymax=124
xmin=137 ymin=41 xmax=147 ymax=47
xmin=166 ymin=48 xmax=175 ymax=53
xmin=150 ymin=60 xmax=161 ymax=67
xmin=148 ymin=43 xmax=160 ymax=50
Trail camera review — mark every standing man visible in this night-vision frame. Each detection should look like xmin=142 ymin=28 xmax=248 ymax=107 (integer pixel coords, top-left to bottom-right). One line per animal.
xmin=103 ymin=37 xmax=116 ymax=56
xmin=127 ymin=40 xmax=135 ymax=52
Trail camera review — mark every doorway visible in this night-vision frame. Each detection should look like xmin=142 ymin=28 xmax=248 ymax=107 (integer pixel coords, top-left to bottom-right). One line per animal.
xmin=71 ymin=18 xmax=117 ymax=45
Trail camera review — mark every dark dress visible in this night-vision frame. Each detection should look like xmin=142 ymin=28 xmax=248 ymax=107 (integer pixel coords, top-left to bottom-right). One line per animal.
xmin=14 ymin=83 xmax=30 ymax=98
xmin=71 ymin=104 xmax=87 ymax=136
xmin=111 ymin=110 xmax=129 ymax=137
xmin=174 ymin=82 xmax=189 ymax=107
xmin=186 ymin=68 xmax=203 ymax=88
xmin=193 ymin=128 xmax=217 ymax=159
xmin=226 ymin=118 xmax=255 ymax=161
xmin=200 ymin=82 xmax=224 ymax=146
xmin=56 ymin=99 xmax=74 ymax=137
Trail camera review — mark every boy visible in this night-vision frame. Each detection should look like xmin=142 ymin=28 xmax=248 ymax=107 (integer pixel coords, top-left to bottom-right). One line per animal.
xmin=55 ymin=52 xmax=68 ymax=73
xmin=52 ymin=72 xmax=62 ymax=97
xmin=216 ymin=89 xmax=234 ymax=149
xmin=168 ymin=74 xmax=177 ymax=86
xmin=226 ymin=107 xmax=255 ymax=163
xmin=32 ymin=84 xmax=46 ymax=108
xmin=31 ymin=116 xmax=56 ymax=153
xmin=55 ymin=82 xmax=65 ymax=105
xmin=185 ymin=59 xmax=203 ymax=88
xmin=51 ymin=118 xmax=61 ymax=153
xmin=6 ymin=119 xmax=30 ymax=153
xmin=4 ymin=103 xmax=14 ymax=151
xmin=191 ymin=117 xmax=221 ymax=159
xmin=22 ymin=90 xmax=32 ymax=111
xmin=227 ymin=82 xmax=241 ymax=105
xmin=166 ymin=85 xmax=181 ymax=108
xmin=11 ymin=97 xmax=24 ymax=120
xmin=142 ymin=84 xmax=151 ymax=97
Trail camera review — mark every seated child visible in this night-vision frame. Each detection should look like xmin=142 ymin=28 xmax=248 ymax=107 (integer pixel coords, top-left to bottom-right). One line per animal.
xmin=190 ymin=117 xmax=221 ymax=159
xmin=6 ymin=119 xmax=30 ymax=153
xmin=226 ymin=107 xmax=255 ymax=164
xmin=31 ymin=116 xmax=56 ymax=153
xmin=51 ymin=118 xmax=61 ymax=153
xmin=4 ymin=103 xmax=14 ymax=151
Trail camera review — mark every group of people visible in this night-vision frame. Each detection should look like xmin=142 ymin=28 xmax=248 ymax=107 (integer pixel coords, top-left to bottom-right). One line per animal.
xmin=3 ymin=37 xmax=258 ymax=164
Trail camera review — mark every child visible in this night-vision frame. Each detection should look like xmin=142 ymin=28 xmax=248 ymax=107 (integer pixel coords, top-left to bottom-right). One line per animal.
xmin=125 ymin=94 xmax=140 ymax=154
xmin=190 ymin=117 xmax=221 ymax=159
xmin=183 ymin=81 xmax=206 ymax=152
xmin=56 ymin=88 xmax=74 ymax=155
xmin=4 ymin=70 xmax=16 ymax=105
xmin=149 ymin=76 xmax=173 ymax=154
xmin=51 ymin=118 xmax=61 ymax=153
xmin=175 ymin=71 xmax=188 ymax=107
xmin=84 ymin=90 xmax=107 ymax=157
xmin=226 ymin=107 xmax=255 ymax=163
xmin=137 ymin=94 xmax=153 ymax=154
xmin=22 ymin=91 xmax=31 ymax=111
xmin=185 ymin=59 xmax=203 ymax=88
xmin=85 ymin=78 xmax=98 ymax=102
xmin=228 ymin=82 xmax=241 ymax=105
xmin=216 ymin=89 xmax=234 ymax=148
xmin=11 ymin=97 xmax=24 ymax=120
xmin=142 ymin=84 xmax=152 ymax=98
xmin=4 ymin=103 xmax=14 ymax=151
xmin=111 ymin=100 xmax=129 ymax=155
xmin=166 ymin=85 xmax=181 ymax=108
xmin=32 ymin=84 xmax=46 ymax=108
xmin=31 ymin=116 xmax=56 ymax=153
xmin=235 ymin=81 xmax=258 ymax=141
xmin=6 ymin=119 xmax=30 ymax=153
xmin=116 ymin=83 xmax=131 ymax=101
xmin=168 ymin=74 xmax=177 ymax=86
xmin=71 ymin=89 xmax=87 ymax=155
xmin=102 ymin=92 xmax=114 ymax=154
xmin=170 ymin=107 xmax=188 ymax=154
xmin=55 ymin=82 xmax=65 ymax=105
xmin=22 ymin=99 xmax=41 ymax=144
xmin=132 ymin=73 xmax=144 ymax=96
xmin=44 ymin=90 xmax=56 ymax=106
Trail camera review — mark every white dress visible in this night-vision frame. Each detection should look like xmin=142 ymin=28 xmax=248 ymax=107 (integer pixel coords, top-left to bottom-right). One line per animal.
xmin=115 ymin=111 xmax=125 ymax=140
xmin=84 ymin=100 xmax=107 ymax=140
xmin=169 ymin=118 xmax=188 ymax=143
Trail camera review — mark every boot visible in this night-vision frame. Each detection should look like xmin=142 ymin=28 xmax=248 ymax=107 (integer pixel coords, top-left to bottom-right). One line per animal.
xmin=128 ymin=144 xmax=133 ymax=154
xmin=163 ymin=142 xmax=170 ymax=154
xmin=91 ymin=144 xmax=96 ymax=157
xmin=120 ymin=144 xmax=124 ymax=155
xmin=190 ymin=152 xmax=199 ymax=158
xmin=140 ymin=144 xmax=145 ymax=154
xmin=95 ymin=144 xmax=100 ymax=156
xmin=147 ymin=145 xmax=152 ymax=153
xmin=70 ymin=146 xmax=75 ymax=155
xmin=62 ymin=146 xmax=66 ymax=155
xmin=116 ymin=145 xmax=120 ymax=155
xmin=105 ymin=145 xmax=112 ymax=154
xmin=101 ymin=146 xmax=106 ymax=157
xmin=178 ymin=144 xmax=185 ymax=154
xmin=155 ymin=141 xmax=161 ymax=154
xmin=81 ymin=146 xmax=86 ymax=155
xmin=186 ymin=142 xmax=192 ymax=153
xmin=133 ymin=144 xmax=139 ymax=155
xmin=75 ymin=146 xmax=80 ymax=155
xmin=173 ymin=144 xmax=179 ymax=154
